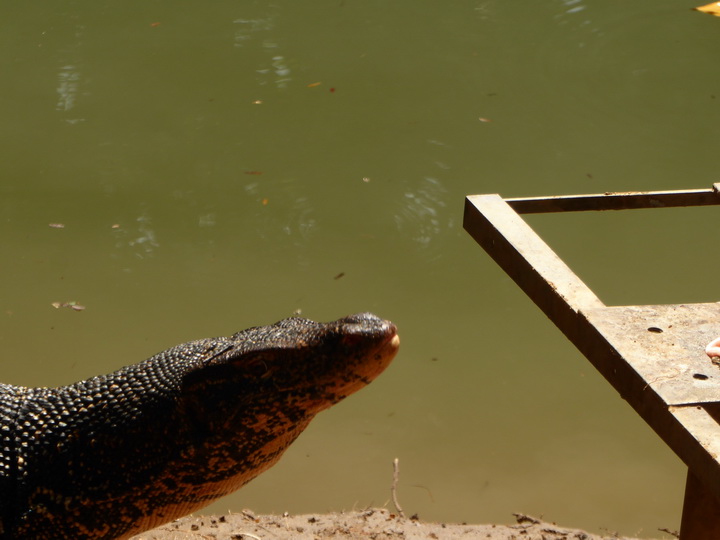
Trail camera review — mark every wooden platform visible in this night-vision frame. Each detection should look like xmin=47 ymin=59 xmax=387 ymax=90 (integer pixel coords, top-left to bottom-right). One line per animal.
xmin=463 ymin=185 xmax=720 ymax=539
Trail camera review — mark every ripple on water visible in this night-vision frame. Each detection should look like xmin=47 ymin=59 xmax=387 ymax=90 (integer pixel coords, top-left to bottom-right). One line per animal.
xmin=393 ymin=176 xmax=450 ymax=249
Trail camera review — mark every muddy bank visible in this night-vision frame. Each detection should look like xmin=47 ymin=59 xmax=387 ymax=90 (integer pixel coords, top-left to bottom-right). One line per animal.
xmin=131 ymin=508 xmax=653 ymax=539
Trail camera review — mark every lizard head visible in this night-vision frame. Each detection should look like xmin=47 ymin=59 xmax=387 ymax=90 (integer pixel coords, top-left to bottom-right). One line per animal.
xmin=174 ymin=312 xmax=399 ymax=496
xmin=179 ymin=312 xmax=399 ymax=425
xmin=218 ymin=312 xmax=399 ymax=413
xmin=10 ymin=314 xmax=399 ymax=539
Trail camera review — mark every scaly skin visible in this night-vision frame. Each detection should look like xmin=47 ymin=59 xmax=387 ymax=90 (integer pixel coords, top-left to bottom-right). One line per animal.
xmin=0 ymin=313 xmax=399 ymax=539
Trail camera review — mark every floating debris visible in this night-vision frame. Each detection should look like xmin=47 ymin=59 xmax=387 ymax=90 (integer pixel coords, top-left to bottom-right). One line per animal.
xmin=695 ymin=2 xmax=720 ymax=16
xmin=52 ymin=301 xmax=86 ymax=311
xmin=48 ymin=223 xmax=65 ymax=229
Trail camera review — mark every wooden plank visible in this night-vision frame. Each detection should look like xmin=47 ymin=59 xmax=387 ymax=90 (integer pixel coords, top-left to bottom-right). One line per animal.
xmin=501 ymin=185 xmax=720 ymax=214
xmin=463 ymin=195 xmax=660 ymax=421
xmin=463 ymin=190 xmax=720 ymax=509
xmin=463 ymin=194 xmax=604 ymax=315
xmin=680 ymin=469 xmax=720 ymax=539
xmin=586 ymin=304 xmax=720 ymax=405
xmin=670 ymin=405 xmax=720 ymax=497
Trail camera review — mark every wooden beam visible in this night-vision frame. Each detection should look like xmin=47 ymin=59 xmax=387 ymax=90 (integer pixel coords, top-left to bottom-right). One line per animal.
xmin=680 ymin=469 xmax=720 ymax=539
xmin=501 ymin=185 xmax=720 ymax=214
xmin=463 ymin=188 xmax=720 ymax=527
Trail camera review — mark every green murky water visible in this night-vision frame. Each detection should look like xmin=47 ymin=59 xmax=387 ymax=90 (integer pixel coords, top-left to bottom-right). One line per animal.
xmin=2 ymin=1 xmax=720 ymax=536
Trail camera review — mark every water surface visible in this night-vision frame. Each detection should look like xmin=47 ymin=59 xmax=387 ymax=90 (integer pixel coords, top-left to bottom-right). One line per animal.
xmin=2 ymin=1 xmax=719 ymax=536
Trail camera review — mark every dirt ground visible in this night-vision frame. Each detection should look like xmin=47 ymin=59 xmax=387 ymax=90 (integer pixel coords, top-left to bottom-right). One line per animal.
xmin=131 ymin=508 xmax=658 ymax=540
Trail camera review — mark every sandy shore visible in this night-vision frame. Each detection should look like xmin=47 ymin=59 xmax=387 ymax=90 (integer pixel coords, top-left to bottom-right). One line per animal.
xmin=130 ymin=508 xmax=651 ymax=539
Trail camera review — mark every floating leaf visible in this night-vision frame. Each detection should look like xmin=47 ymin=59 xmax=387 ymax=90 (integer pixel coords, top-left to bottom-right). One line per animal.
xmin=52 ymin=301 xmax=86 ymax=311
xmin=307 ymin=82 xmax=322 ymax=88
xmin=695 ymin=2 xmax=720 ymax=15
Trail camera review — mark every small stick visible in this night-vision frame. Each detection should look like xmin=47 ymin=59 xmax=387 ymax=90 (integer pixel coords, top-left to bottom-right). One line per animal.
xmin=512 ymin=512 xmax=541 ymax=525
xmin=391 ymin=457 xmax=406 ymax=518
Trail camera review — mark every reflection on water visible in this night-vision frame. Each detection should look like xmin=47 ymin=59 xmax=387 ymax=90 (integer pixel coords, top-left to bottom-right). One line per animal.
xmin=553 ymin=0 xmax=602 ymax=44
xmin=55 ymin=22 xmax=86 ymax=124
xmin=394 ymin=176 xmax=448 ymax=247
xmin=390 ymin=138 xmax=454 ymax=249
xmin=233 ymin=15 xmax=291 ymax=88
xmin=233 ymin=17 xmax=274 ymax=47
xmin=242 ymin=178 xmax=317 ymax=242
xmin=559 ymin=0 xmax=587 ymax=16
xmin=197 ymin=213 xmax=217 ymax=228
xmin=56 ymin=65 xmax=80 ymax=112
xmin=265 ymin=55 xmax=292 ymax=88
xmin=280 ymin=196 xmax=316 ymax=239
xmin=113 ymin=211 xmax=159 ymax=260
xmin=474 ymin=1 xmax=495 ymax=21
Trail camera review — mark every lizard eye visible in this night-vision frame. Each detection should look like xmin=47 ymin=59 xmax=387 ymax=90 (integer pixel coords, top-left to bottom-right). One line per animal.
xmin=245 ymin=358 xmax=271 ymax=378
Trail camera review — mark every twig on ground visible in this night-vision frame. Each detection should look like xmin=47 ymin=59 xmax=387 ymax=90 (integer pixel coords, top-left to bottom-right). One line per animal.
xmin=512 ymin=513 xmax=542 ymax=527
xmin=237 ymin=510 xmax=274 ymax=536
xmin=391 ymin=457 xmax=406 ymax=518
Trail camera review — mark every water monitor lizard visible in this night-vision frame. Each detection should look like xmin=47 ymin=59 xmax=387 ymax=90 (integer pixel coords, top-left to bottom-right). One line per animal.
xmin=0 ymin=312 xmax=399 ymax=539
